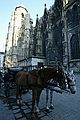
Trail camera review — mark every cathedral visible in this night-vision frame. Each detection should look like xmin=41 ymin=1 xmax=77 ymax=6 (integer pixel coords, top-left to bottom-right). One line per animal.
xmin=4 ymin=0 xmax=80 ymax=72
xmin=32 ymin=0 xmax=80 ymax=72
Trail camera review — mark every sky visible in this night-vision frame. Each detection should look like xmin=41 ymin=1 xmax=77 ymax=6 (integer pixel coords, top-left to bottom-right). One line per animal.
xmin=0 ymin=0 xmax=54 ymax=52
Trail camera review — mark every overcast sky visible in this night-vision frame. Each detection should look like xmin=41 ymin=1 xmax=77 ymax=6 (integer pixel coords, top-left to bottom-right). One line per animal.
xmin=0 ymin=0 xmax=54 ymax=52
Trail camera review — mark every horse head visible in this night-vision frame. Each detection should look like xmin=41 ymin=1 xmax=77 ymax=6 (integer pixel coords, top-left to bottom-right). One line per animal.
xmin=65 ymin=70 xmax=77 ymax=94
xmin=56 ymin=67 xmax=66 ymax=88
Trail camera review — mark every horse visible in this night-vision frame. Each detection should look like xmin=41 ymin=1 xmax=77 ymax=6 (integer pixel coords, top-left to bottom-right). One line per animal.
xmin=15 ymin=66 xmax=69 ymax=117
xmin=45 ymin=69 xmax=77 ymax=111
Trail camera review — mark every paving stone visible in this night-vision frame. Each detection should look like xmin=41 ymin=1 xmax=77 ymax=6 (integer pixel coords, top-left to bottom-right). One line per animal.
xmin=13 ymin=109 xmax=21 ymax=114
xmin=21 ymin=105 xmax=28 ymax=110
xmin=12 ymin=105 xmax=19 ymax=110
xmin=23 ymin=109 xmax=31 ymax=114
xmin=36 ymin=110 xmax=46 ymax=118
xmin=18 ymin=117 xmax=27 ymax=120
xmin=40 ymin=115 xmax=50 ymax=120
xmin=14 ymin=113 xmax=23 ymax=119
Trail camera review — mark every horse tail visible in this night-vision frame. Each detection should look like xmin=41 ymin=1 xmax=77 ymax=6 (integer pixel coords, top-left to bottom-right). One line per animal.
xmin=26 ymin=72 xmax=29 ymax=86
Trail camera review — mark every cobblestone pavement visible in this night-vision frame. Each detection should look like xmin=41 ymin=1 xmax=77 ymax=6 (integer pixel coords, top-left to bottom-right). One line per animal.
xmin=0 ymin=73 xmax=80 ymax=120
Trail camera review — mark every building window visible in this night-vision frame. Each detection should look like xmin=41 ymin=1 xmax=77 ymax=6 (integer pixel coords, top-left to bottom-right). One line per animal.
xmin=66 ymin=9 xmax=72 ymax=27
xmin=21 ymin=13 xmax=24 ymax=18
xmin=70 ymin=34 xmax=80 ymax=59
xmin=72 ymin=4 xmax=79 ymax=27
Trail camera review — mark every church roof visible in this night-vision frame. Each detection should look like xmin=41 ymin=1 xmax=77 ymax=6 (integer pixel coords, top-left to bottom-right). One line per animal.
xmin=15 ymin=4 xmax=28 ymax=12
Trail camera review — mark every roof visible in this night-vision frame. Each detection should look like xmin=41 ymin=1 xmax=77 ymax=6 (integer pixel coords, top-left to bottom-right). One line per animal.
xmin=15 ymin=4 xmax=28 ymax=12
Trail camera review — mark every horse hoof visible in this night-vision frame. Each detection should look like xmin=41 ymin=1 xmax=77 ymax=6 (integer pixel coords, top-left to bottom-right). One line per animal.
xmin=30 ymin=114 xmax=36 ymax=120
xmin=46 ymin=108 xmax=50 ymax=113
xmin=35 ymin=108 xmax=40 ymax=114
xmin=16 ymin=100 xmax=20 ymax=105
xmin=20 ymin=99 xmax=23 ymax=104
xmin=50 ymin=105 xmax=54 ymax=109
xmin=36 ymin=111 xmax=40 ymax=115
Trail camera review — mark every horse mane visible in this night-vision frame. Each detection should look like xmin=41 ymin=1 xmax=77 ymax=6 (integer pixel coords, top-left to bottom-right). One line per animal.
xmin=38 ymin=67 xmax=57 ymax=80
xmin=29 ymin=69 xmax=38 ymax=77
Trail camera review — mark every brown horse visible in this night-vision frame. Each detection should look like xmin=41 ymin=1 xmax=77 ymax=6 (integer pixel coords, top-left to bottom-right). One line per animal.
xmin=15 ymin=67 xmax=67 ymax=116
xmin=15 ymin=69 xmax=39 ymax=113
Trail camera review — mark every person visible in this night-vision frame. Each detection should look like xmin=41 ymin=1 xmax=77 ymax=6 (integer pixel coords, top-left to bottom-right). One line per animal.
xmin=3 ymin=68 xmax=12 ymax=97
xmin=0 ymin=71 xmax=3 ymax=88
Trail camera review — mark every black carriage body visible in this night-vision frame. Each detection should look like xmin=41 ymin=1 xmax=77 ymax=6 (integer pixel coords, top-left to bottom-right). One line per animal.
xmin=3 ymin=67 xmax=23 ymax=97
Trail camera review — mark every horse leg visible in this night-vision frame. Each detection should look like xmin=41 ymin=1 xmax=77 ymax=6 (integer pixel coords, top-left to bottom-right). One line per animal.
xmin=33 ymin=89 xmax=40 ymax=113
xmin=32 ymin=89 xmax=36 ymax=115
xmin=19 ymin=86 xmax=23 ymax=104
xmin=46 ymin=88 xmax=50 ymax=112
xmin=30 ymin=89 xmax=39 ymax=119
xmin=50 ymin=89 xmax=54 ymax=109
xmin=32 ymin=88 xmax=40 ymax=115
xmin=16 ymin=85 xmax=21 ymax=104
xmin=35 ymin=89 xmax=42 ymax=113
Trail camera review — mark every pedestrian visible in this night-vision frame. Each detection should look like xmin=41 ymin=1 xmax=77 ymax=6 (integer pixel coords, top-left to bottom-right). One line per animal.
xmin=3 ymin=68 xmax=11 ymax=97
xmin=0 ymin=71 xmax=2 ymax=88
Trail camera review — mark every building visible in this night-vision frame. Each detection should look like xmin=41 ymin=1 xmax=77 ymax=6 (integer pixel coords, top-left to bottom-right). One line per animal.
xmin=33 ymin=2 xmax=63 ymax=65
xmin=4 ymin=1 xmax=80 ymax=72
xmin=0 ymin=52 xmax=4 ymax=70
xmin=4 ymin=5 xmax=33 ymax=67
xmin=62 ymin=0 xmax=80 ymax=72
xmin=33 ymin=0 xmax=80 ymax=72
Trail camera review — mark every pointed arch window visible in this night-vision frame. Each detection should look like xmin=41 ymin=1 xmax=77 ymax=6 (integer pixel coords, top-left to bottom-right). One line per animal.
xmin=70 ymin=34 xmax=80 ymax=59
xmin=72 ymin=4 xmax=79 ymax=27
xmin=21 ymin=13 xmax=24 ymax=18
xmin=66 ymin=9 xmax=72 ymax=27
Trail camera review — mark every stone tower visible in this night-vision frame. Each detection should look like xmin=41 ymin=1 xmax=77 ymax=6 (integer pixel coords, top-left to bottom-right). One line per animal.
xmin=5 ymin=5 xmax=32 ymax=67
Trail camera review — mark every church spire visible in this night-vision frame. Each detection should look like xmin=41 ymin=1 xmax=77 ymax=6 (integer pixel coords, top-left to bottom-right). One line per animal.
xmin=36 ymin=14 xmax=39 ymax=26
xmin=43 ymin=4 xmax=48 ymax=21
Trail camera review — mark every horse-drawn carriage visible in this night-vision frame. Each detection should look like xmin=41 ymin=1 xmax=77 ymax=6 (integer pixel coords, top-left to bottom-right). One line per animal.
xmin=3 ymin=67 xmax=23 ymax=97
xmin=3 ymin=65 xmax=77 ymax=118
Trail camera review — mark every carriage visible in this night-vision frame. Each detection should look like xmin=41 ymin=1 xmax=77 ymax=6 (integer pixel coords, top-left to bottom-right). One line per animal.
xmin=3 ymin=67 xmax=23 ymax=97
